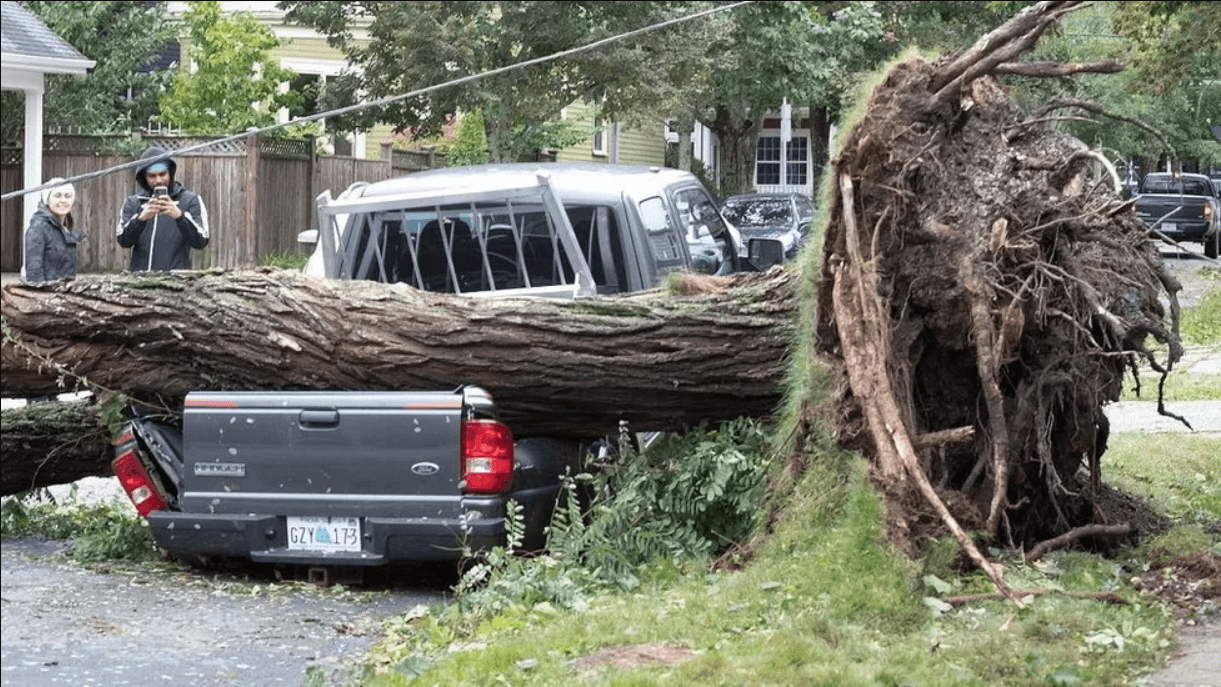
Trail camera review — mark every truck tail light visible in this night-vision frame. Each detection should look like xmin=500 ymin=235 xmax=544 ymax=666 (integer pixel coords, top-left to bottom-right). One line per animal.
xmin=112 ymin=446 xmax=168 ymax=517
xmin=461 ymin=420 xmax=514 ymax=493
xmin=1204 ymin=203 xmax=1214 ymax=221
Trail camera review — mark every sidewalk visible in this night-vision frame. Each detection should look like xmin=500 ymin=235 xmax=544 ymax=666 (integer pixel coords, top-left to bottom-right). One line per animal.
xmin=1106 ymin=400 xmax=1221 ymax=435
xmin=1107 ymin=344 xmax=1221 ymax=435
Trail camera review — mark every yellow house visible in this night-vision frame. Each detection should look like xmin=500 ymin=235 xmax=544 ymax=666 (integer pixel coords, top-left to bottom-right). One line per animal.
xmin=554 ymin=100 xmax=667 ymax=166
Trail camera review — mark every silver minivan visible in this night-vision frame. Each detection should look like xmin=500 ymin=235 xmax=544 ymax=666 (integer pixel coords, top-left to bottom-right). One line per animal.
xmin=300 ymin=163 xmax=747 ymax=298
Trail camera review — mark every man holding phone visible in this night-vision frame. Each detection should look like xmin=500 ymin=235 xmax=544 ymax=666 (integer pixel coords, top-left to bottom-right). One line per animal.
xmin=117 ymin=146 xmax=210 ymax=272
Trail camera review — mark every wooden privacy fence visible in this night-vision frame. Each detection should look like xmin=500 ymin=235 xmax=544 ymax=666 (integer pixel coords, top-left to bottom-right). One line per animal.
xmin=1 ymin=136 xmax=446 ymax=274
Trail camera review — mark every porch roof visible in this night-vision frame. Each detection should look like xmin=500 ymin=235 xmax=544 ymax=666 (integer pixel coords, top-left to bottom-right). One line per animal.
xmin=1 ymin=0 xmax=94 ymax=79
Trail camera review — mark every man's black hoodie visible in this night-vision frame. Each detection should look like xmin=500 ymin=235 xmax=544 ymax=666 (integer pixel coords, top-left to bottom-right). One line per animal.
xmin=117 ymin=147 xmax=210 ymax=271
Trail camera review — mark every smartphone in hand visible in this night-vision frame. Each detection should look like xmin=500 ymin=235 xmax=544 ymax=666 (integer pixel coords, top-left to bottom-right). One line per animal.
xmin=153 ymin=186 xmax=168 ymax=197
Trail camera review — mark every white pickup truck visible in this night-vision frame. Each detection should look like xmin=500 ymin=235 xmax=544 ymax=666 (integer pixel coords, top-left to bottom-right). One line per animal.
xmin=298 ymin=162 xmax=777 ymax=297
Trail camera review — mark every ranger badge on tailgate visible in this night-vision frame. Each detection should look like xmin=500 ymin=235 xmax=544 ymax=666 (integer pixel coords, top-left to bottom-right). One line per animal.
xmin=194 ymin=462 xmax=246 ymax=477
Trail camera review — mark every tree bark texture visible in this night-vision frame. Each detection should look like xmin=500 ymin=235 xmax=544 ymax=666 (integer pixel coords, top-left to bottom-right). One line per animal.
xmin=1 ymin=401 xmax=115 ymax=495
xmin=2 ymin=268 xmax=798 ymax=442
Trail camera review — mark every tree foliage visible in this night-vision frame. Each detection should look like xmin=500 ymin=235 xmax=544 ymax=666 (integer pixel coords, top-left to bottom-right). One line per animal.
xmin=1 ymin=1 xmax=174 ymax=139
xmin=1014 ymin=1 xmax=1220 ymax=170
xmin=1107 ymin=1 xmax=1220 ymax=167
xmin=880 ymin=1 xmax=1037 ymax=54
xmin=696 ymin=2 xmax=894 ymax=195
xmin=279 ymin=1 xmax=666 ymax=161
xmin=1110 ymin=1 xmax=1221 ymax=90
xmin=447 ymin=110 xmax=489 ymax=167
xmin=158 ymin=1 xmax=299 ymax=134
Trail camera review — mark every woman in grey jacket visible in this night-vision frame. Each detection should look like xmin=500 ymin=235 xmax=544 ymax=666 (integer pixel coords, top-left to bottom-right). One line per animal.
xmin=24 ymin=179 xmax=85 ymax=283
xmin=116 ymin=147 xmax=210 ymax=272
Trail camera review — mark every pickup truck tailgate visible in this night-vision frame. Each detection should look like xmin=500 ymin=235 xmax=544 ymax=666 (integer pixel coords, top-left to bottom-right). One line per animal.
xmin=180 ymin=390 xmax=465 ymax=517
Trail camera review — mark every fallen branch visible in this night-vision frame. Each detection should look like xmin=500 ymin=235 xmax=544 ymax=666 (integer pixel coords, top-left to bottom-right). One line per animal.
xmin=944 ymin=589 xmax=1128 ymax=607
xmin=2 ymin=269 xmax=798 ymax=440
xmin=1025 ymin=523 xmax=1134 ymax=562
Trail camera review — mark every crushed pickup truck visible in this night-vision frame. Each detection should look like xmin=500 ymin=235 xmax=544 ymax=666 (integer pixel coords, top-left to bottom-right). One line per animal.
xmin=112 ymin=163 xmax=783 ymax=577
xmin=113 ymin=388 xmax=578 ymax=580
xmin=1134 ymin=172 xmax=1221 ymax=259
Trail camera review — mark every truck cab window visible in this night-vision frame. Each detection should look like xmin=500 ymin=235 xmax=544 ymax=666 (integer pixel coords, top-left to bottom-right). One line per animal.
xmin=639 ymin=196 xmax=684 ymax=273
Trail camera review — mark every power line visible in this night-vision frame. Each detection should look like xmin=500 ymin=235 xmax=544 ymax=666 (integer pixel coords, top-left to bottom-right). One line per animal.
xmin=4 ymin=1 xmax=752 ymax=203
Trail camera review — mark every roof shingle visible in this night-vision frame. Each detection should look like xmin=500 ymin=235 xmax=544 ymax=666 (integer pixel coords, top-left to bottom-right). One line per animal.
xmin=1 ymin=1 xmax=90 ymax=63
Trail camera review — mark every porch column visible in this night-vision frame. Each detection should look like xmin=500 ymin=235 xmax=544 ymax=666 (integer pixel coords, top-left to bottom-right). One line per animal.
xmin=22 ymin=81 xmax=45 ymax=277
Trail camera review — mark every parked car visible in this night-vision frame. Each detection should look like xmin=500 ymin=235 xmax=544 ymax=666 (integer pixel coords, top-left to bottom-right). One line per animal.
xmin=719 ymin=192 xmax=816 ymax=261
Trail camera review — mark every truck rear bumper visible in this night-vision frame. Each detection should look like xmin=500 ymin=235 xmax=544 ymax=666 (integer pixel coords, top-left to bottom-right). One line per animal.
xmin=147 ymin=509 xmax=507 ymax=565
xmin=1141 ymin=218 xmax=1216 ymax=241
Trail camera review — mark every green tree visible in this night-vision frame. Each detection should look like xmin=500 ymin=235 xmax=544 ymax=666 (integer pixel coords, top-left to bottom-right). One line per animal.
xmin=690 ymin=2 xmax=893 ymax=195
xmin=1108 ymin=1 xmax=1220 ymax=168
xmin=1012 ymin=1 xmax=1219 ymax=170
xmin=1 ymin=1 xmax=174 ymax=139
xmin=1111 ymin=1 xmax=1220 ymax=89
xmin=881 ymin=1 xmax=1036 ymax=55
xmin=279 ymin=1 xmax=697 ymax=162
xmin=158 ymin=1 xmax=299 ymax=134
xmin=448 ymin=110 xmax=489 ymax=167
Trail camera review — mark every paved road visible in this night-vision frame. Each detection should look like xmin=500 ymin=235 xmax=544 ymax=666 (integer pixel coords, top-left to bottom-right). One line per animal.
xmin=1 ymin=537 xmax=450 ymax=686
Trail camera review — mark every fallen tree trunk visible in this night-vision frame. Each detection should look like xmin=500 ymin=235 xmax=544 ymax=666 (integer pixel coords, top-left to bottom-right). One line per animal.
xmin=1 ymin=400 xmax=115 ymax=495
xmin=2 ymin=268 xmax=797 ymax=441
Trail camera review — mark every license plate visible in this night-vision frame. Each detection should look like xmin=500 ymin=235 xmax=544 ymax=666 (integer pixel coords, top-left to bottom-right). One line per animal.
xmin=1162 ymin=222 xmax=1176 ymax=231
xmin=286 ymin=516 xmax=361 ymax=552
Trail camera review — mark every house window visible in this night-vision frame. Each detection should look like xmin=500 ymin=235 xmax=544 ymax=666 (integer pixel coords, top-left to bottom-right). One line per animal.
xmin=755 ymin=135 xmax=809 ymax=186
xmin=756 ymin=136 xmax=781 ymax=185
xmin=786 ymin=137 xmax=808 ymax=186
xmin=592 ymin=114 xmax=607 ymax=156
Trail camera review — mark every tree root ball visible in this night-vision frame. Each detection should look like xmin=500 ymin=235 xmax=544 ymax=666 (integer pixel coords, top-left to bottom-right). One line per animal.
xmin=814 ymin=55 xmax=1181 ymax=553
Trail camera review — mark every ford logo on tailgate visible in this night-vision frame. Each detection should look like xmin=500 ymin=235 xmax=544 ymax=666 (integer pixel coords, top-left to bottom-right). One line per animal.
xmin=411 ymin=462 xmax=440 ymax=476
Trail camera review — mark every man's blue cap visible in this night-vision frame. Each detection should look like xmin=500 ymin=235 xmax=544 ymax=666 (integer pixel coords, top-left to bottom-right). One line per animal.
xmin=146 ymin=162 xmax=169 ymax=174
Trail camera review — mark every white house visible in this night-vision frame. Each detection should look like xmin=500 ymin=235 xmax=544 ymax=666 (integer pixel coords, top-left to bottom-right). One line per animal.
xmin=1 ymin=0 xmax=95 ymax=233
xmin=669 ymin=102 xmax=821 ymax=198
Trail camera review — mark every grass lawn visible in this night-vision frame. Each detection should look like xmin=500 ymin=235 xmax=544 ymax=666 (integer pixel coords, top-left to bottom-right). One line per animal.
xmin=1123 ymin=278 xmax=1221 ymax=402
xmin=349 ymin=428 xmax=1218 ymax=687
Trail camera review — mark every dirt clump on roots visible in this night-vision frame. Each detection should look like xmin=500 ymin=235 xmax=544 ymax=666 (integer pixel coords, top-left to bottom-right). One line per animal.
xmin=812 ymin=3 xmax=1182 ymax=574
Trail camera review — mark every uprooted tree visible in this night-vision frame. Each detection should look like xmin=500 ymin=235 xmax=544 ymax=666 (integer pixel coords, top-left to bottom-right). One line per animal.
xmin=804 ymin=0 xmax=1183 ymax=596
